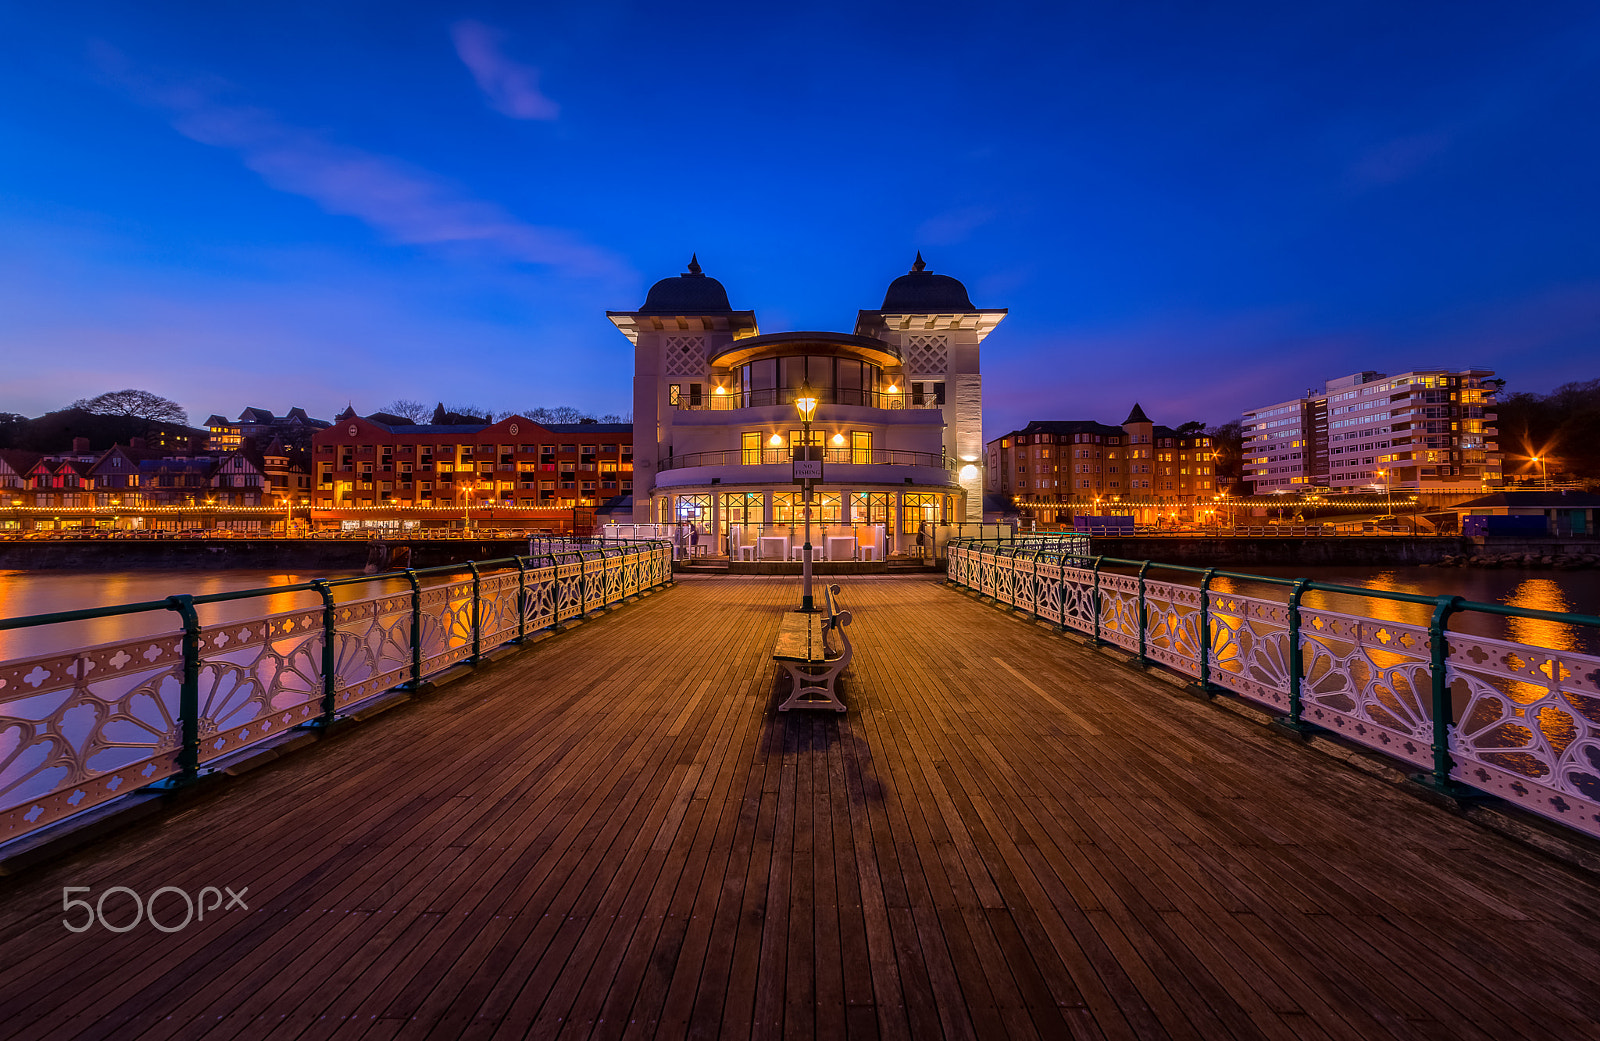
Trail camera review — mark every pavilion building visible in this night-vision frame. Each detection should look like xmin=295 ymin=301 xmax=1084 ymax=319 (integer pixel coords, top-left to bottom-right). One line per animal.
xmin=609 ymin=255 xmax=1005 ymax=555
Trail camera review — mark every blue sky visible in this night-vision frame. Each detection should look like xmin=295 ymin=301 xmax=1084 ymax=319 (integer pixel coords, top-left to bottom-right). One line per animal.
xmin=2 ymin=2 xmax=1598 ymax=435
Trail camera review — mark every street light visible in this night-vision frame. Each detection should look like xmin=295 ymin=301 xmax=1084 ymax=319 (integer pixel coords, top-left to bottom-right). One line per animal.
xmin=795 ymin=378 xmax=819 ymax=612
xmin=1532 ymin=455 xmax=1547 ymax=488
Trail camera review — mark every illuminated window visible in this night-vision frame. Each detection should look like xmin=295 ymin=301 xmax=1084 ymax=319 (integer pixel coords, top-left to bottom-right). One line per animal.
xmin=669 ymin=384 xmax=681 ymax=407
xmin=851 ymin=431 xmax=872 ymax=464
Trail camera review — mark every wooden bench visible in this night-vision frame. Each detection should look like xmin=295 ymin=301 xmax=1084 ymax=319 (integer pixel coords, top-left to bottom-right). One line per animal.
xmin=772 ymin=584 xmax=853 ymax=713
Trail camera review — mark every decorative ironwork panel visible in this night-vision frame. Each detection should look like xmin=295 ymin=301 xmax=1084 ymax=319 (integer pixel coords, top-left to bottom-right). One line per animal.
xmin=199 ymin=606 xmax=336 ymax=762
xmin=622 ymin=555 xmax=640 ymax=597
xmin=1098 ymin=573 xmax=1142 ymax=652
xmin=993 ymin=553 xmax=1021 ymax=607
xmin=1298 ymin=608 xmax=1434 ymax=767
xmin=603 ymin=556 xmax=624 ymax=605
xmin=555 ymin=559 xmax=584 ymax=622
xmin=419 ymin=581 xmax=475 ymax=674
xmin=521 ymin=566 xmax=559 ymax=632
xmin=477 ymin=573 xmax=521 ymax=647
xmin=1036 ymin=557 xmax=1064 ymax=625
xmin=1059 ymin=567 xmax=1098 ymax=636
xmin=1207 ymin=590 xmax=1292 ymax=711
xmin=0 ymin=633 xmax=187 ymax=840
xmin=1447 ymin=634 xmax=1600 ymax=838
xmin=1145 ymin=581 xmax=1202 ymax=678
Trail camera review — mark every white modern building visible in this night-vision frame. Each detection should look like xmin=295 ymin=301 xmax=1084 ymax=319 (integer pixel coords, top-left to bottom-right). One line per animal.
xmin=608 ymin=255 xmax=1005 ymax=555
xmin=1244 ymin=368 xmax=1500 ymax=499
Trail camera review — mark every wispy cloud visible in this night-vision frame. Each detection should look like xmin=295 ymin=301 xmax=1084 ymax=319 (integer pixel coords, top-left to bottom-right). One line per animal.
xmin=1348 ymin=130 xmax=1454 ymax=186
xmin=450 ymin=21 xmax=559 ymax=120
xmin=916 ymin=206 xmax=994 ymax=246
xmin=92 ymin=43 xmax=616 ymax=277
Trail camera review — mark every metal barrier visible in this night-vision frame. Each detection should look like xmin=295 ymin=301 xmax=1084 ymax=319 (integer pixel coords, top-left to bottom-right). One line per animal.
xmin=945 ymin=537 xmax=1600 ymax=841
xmin=0 ymin=541 xmax=674 ymax=846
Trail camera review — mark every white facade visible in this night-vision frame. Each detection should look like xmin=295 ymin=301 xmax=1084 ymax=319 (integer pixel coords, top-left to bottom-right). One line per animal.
xmin=608 ymin=256 xmax=1005 ymax=553
xmin=1244 ymin=368 xmax=1500 ymax=496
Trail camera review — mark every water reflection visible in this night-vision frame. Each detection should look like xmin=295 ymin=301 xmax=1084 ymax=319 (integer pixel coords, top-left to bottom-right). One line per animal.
xmin=1503 ymin=579 xmax=1580 ymax=652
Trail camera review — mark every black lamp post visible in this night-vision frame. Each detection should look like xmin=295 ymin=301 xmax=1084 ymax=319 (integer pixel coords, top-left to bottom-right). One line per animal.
xmin=795 ymin=379 xmax=819 ymax=612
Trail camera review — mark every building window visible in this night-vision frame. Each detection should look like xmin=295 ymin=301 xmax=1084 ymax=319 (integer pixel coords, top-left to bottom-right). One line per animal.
xmin=851 ymin=431 xmax=872 ymax=464
xmin=742 ymin=431 xmax=762 ymax=465
xmin=669 ymin=384 xmax=681 ymax=407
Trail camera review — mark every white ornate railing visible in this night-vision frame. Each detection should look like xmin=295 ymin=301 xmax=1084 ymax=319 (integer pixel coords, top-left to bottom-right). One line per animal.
xmin=0 ymin=543 xmax=673 ymax=845
xmin=947 ymin=540 xmax=1600 ymax=841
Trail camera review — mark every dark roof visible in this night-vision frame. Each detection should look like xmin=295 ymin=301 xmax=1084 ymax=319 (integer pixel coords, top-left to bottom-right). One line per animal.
xmin=880 ymin=253 xmax=976 ymax=313
xmin=238 ymin=407 xmax=276 ymax=423
xmin=1010 ymin=420 xmax=1126 ymax=438
xmin=365 ymin=412 xmax=416 ymax=427
xmin=638 ymin=254 xmax=734 ymax=314
xmin=544 ymin=423 xmax=631 ymax=434
xmin=1122 ymin=403 xmax=1151 ymax=425
xmin=204 ymin=414 xmax=229 ymax=427
xmin=0 ymin=449 xmax=43 ymax=474
xmin=1451 ymin=491 xmax=1600 ymax=509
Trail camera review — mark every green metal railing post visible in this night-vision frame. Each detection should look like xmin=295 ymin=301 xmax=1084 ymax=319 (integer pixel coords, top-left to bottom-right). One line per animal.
xmin=467 ymin=562 xmax=482 ymax=663
xmin=1032 ymin=549 xmax=1045 ymax=621
xmin=404 ymin=569 xmax=422 ymax=689
xmin=162 ymin=594 xmax=203 ymax=785
xmin=310 ymin=580 xmax=338 ymax=726
xmin=1091 ymin=556 xmax=1104 ymax=645
xmin=1196 ymin=568 xmax=1216 ymax=695
xmin=1284 ymin=578 xmax=1311 ymax=731
xmin=1137 ymin=560 xmax=1151 ymax=667
xmin=1420 ymin=595 xmax=1468 ymax=794
xmin=515 ymin=556 xmax=529 ymax=642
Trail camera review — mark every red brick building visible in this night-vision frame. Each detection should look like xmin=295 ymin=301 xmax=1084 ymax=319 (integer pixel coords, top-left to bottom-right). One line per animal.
xmin=309 ymin=412 xmax=633 ymax=532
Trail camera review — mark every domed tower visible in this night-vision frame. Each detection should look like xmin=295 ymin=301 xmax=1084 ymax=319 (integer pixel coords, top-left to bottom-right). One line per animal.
xmin=608 ymin=256 xmax=759 ymax=522
xmin=855 ymin=253 xmax=1006 ymax=521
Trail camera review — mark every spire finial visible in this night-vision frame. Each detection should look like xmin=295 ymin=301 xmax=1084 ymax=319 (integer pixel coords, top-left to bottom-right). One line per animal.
xmin=911 ymin=251 xmax=926 ymax=273
xmin=686 ymin=253 xmax=702 ymax=276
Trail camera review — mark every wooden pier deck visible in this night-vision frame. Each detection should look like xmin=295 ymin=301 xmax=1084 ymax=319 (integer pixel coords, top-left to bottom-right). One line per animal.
xmin=2 ymin=574 xmax=1599 ymax=1040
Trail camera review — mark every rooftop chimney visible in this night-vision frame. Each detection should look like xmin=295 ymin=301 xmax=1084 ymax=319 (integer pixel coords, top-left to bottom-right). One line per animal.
xmin=72 ymin=437 xmax=90 ymax=454
xmin=130 ymin=437 xmax=146 ymax=449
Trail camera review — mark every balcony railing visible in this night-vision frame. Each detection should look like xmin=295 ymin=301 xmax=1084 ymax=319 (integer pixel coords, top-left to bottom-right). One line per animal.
xmin=657 ymin=448 xmax=954 ymax=473
xmin=676 ymin=387 xmax=943 ymax=411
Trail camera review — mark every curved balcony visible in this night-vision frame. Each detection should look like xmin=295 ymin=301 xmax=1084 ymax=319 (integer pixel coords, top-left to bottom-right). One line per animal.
xmin=660 ymin=448 xmax=952 ymax=472
xmin=654 ymin=448 xmax=956 ymax=491
xmin=677 ymin=387 xmax=942 ymax=411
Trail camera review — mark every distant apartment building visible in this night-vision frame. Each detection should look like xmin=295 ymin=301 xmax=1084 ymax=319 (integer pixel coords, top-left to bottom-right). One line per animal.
xmin=985 ymin=405 xmax=1217 ymax=525
xmin=1243 ymin=369 xmax=1499 ymax=498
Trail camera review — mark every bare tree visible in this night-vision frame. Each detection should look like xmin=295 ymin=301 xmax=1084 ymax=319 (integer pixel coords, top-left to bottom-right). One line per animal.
xmin=70 ymin=389 xmax=188 ymax=424
xmin=380 ymin=399 xmax=433 ymax=423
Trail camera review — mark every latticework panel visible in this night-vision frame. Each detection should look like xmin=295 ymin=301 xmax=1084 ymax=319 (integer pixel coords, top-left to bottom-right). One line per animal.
xmin=663 ymin=335 xmax=706 ymax=378
xmin=904 ymin=334 xmax=949 ymax=377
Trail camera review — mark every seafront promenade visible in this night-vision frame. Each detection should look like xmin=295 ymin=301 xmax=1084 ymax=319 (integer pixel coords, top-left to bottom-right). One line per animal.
xmin=1 ymin=573 xmax=1598 ymax=1039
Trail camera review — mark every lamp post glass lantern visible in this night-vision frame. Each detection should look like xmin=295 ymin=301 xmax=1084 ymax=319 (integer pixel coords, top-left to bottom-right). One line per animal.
xmin=795 ymin=380 xmax=819 ymax=612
